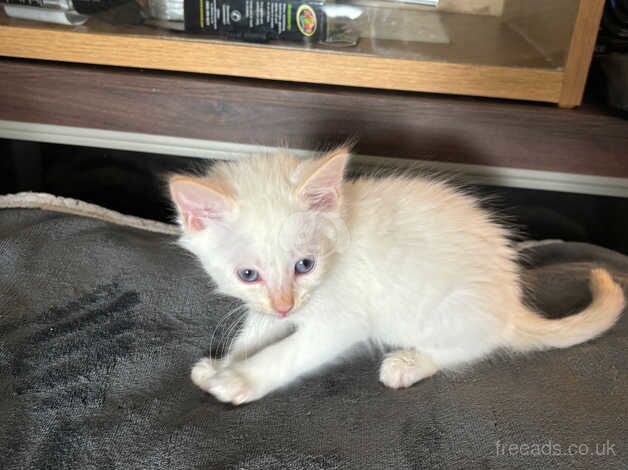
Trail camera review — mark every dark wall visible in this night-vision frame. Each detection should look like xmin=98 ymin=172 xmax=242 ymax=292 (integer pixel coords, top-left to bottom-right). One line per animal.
xmin=2 ymin=139 xmax=627 ymax=254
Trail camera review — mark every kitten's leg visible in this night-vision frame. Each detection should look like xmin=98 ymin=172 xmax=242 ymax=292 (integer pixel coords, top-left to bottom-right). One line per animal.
xmin=224 ymin=313 xmax=293 ymax=363
xmin=379 ymin=349 xmax=439 ymax=389
xmin=379 ymin=339 xmax=502 ymax=390
xmin=191 ymin=313 xmax=292 ymax=391
xmin=202 ymin=320 xmax=367 ymax=404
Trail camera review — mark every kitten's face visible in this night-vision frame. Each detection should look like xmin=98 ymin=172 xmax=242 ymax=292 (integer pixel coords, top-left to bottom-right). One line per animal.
xmin=170 ymin=148 xmax=349 ymax=318
xmin=194 ymin=206 xmax=337 ymax=316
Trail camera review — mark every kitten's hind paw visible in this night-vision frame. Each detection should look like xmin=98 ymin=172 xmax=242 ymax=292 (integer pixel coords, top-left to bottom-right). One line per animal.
xmin=191 ymin=357 xmax=219 ymax=390
xmin=379 ymin=350 xmax=439 ymax=389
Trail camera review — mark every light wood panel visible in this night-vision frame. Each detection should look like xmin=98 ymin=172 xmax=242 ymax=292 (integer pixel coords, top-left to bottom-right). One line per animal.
xmin=559 ymin=0 xmax=606 ymax=108
xmin=0 ymin=17 xmax=564 ymax=102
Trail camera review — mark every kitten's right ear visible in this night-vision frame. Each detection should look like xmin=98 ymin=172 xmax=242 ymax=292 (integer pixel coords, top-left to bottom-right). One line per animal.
xmin=296 ymin=145 xmax=351 ymax=211
xmin=168 ymin=176 xmax=233 ymax=231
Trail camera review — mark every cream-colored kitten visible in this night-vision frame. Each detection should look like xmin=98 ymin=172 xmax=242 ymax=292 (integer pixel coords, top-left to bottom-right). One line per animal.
xmin=169 ymin=147 xmax=625 ymax=405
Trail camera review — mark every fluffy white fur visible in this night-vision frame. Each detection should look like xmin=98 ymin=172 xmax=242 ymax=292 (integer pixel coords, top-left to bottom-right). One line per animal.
xmin=169 ymin=147 xmax=625 ymax=405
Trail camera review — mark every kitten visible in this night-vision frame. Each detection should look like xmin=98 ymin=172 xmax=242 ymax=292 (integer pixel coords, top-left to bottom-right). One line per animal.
xmin=169 ymin=147 xmax=625 ymax=405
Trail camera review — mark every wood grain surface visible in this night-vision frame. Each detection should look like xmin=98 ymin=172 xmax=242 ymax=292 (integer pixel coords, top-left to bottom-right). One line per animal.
xmin=0 ymin=14 xmax=564 ymax=102
xmin=0 ymin=59 xmax=626 ymax=178
xmin=559 ymin=0 xmax=606 ymax=108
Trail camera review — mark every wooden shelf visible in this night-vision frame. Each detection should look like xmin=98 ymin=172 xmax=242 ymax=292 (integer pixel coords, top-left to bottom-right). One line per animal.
xmin=0 ymin=0 xmax=604 ymax=105
xmin=1 ymin=58 xmax=626 ymax=181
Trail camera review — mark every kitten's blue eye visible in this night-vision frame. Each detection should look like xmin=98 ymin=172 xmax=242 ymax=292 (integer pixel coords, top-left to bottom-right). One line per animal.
xmin=295 ymin=257 xmax=315 ymax=274
xmin=237 ymin=269 xmax=259 ymax=282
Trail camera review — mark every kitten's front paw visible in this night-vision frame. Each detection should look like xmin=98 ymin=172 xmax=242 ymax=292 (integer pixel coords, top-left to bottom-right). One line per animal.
xmin=205 ymin=368 xmax=254 ymax=405
xmin=191 ymin=357 xmax=219 ymax=390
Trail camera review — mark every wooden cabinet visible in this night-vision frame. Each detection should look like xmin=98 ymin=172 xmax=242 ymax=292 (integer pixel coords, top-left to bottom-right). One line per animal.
xmin=1 ymin=0 xmax=625 ymax=197
xmin=0 ymin=0 xmax=605 ymax=106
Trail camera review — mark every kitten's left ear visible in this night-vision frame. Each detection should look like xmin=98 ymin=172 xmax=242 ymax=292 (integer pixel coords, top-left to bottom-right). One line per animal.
xmin=296 ymin=145 xmax=351 ymax=211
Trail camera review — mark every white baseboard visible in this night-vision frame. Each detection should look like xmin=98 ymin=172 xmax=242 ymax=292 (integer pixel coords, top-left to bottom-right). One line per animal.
xmin=1 ymin=120 xmax=627 ymax=197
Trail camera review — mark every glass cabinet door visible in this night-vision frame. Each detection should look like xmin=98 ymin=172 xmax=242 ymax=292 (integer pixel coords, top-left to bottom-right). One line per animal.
xmin=0 ymin=0 xmax=603 ymax=106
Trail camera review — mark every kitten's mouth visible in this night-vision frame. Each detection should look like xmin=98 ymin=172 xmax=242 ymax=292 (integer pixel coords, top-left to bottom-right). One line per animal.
xmin=268 ymin=303 xmax=301 ymax=319
xmin=255 ymin=306 xmax=297 ymax=318
xmin=257 ymin=298 xmax=304 ymax=318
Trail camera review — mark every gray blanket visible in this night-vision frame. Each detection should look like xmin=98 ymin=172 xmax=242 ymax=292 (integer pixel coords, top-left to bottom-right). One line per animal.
xmin=1 ymin=208 xmax=626 ymax=469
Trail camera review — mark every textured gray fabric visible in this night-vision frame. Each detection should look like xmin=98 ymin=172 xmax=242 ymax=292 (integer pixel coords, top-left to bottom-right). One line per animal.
xmin=0 ymin=208 xmax=626 ymax=469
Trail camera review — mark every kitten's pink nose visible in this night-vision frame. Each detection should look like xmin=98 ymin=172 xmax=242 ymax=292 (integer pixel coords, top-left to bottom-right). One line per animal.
xmin=271 ymin=292 xmax=294 ymax=318
xmin=276 ymin=305 xmax=293 ymax=318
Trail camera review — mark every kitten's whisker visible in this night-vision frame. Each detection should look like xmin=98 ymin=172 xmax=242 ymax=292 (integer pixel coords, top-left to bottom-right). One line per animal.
xmin=220 ymin=312 xmax=246 ymax=360
xmin=211 ymin=305 xmax=245 ymax=347
xmin=218 ymin=315 xmax=239 ymax=359
xmin=207 ymin=305 xmax=246 ymax=359
xmin=243 ymin=314 xmax=262 ymax=362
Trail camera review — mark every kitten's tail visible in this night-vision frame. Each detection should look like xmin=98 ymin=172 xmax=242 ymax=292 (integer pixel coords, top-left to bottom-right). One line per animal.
xmin=507 ymin=268 xmax=625 ymax=352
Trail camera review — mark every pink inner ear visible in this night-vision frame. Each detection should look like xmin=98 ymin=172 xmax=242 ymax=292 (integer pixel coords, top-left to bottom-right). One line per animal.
xmin=170 ymin=179 xmax=230 ymax=231
xmin=301 ymin=188 xmax=338 ymax=211
xmin=298 ymin=151 xmax=349 ymax=211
